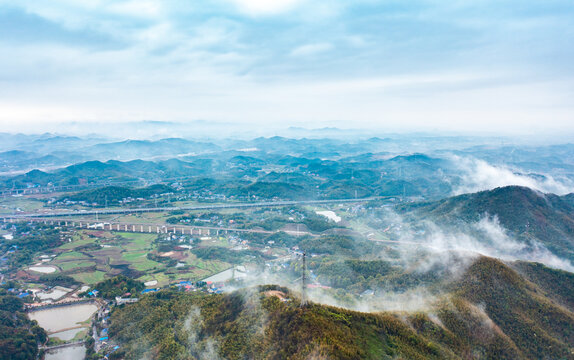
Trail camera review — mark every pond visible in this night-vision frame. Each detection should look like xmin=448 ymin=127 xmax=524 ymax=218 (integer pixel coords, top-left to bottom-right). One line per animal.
xmin=44 ymin=344 xmax=86 ymax=360
xmin=28 ymin=302 xmax=98 ymax=336
xmin=29 ymin=302 xmax=98 ymax=359
xmin=28 ymin=265 xmax=57 ymax=273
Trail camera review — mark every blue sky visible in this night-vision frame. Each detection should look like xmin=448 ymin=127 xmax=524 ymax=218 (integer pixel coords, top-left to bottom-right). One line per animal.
xmin=0 ymin=0 xmax=573 ymax=134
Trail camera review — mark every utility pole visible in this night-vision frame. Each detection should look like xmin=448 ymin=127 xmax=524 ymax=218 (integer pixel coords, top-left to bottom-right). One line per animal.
xmin=301 ymin=251 xmax=307 ymax=307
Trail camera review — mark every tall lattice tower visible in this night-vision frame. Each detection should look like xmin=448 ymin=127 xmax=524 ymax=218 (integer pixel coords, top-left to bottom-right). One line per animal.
xmin=301 ymin=251 xmax=307 ymax=307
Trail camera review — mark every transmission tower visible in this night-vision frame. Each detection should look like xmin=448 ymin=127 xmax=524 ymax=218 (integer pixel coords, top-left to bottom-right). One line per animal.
xmin=301 ymin=251 xmax=307 ymax=307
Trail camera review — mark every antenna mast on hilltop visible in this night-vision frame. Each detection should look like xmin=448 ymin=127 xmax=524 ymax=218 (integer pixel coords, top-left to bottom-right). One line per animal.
xmin=301 ymin=251 xmax=307 ymax=307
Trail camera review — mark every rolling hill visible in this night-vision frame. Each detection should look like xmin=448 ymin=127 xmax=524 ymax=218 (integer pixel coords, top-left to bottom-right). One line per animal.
xmin=105 ymin=256 xmax=574 ymax=359
xmin=399 ymin=186 xmax=574 ymax=262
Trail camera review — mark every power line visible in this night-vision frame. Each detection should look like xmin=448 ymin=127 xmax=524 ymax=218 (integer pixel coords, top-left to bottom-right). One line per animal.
xmin=301 ymin=251 xmax=307 ymax=308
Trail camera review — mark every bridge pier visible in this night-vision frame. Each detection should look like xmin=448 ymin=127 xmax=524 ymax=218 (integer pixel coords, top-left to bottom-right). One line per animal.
xmin=148 ymin=226 xmax=152 ymax=233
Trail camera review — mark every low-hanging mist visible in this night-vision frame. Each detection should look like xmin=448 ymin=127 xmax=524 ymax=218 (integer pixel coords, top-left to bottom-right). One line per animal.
xmin=451 ymin=155 xmax=574 ymax=195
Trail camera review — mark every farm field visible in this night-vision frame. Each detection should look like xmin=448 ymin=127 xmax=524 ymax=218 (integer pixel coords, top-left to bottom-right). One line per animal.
xmin=0 ymin=196 xmax=45 ymax=214
xmin=44 ymin=229 xmax=234 ymax=287
xmin=71 ymin=271 xmax=107 ymax=284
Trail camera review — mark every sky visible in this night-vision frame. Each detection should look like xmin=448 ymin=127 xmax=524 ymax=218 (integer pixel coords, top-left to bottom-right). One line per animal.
xmin=0 ymin=0 xmax=573 ymax=135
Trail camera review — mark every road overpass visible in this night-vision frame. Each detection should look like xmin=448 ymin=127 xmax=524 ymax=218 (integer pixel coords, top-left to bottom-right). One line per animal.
xmin=1 ymin=217 xmax=314 ymax=237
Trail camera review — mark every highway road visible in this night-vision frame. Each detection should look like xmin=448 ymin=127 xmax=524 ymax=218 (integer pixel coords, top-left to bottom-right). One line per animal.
xmin=2 ymin=196 xmax=391 ymax=219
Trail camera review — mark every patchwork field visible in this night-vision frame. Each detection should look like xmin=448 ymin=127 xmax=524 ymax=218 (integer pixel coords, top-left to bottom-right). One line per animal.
xmin=46 ymin=229 xmax=232 ymax=287
xmin=71 ymin=271 xmax=107 ymax=284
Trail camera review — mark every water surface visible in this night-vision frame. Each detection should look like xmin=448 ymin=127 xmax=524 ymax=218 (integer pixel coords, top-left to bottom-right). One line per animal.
xmin=44 ymin=344 xmax=86 ymax=360
xmin=28 ymin=303 xmax=98 ymax=333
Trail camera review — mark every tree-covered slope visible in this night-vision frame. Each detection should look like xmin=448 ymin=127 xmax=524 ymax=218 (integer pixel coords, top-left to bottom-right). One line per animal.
xmin=399 ymin=186 xmax=574 ymax=261
xmin=105 ymin=257 xmax=574 ymax=360
xmin=60 ymin=184 xmax=174 ymax=205
xmin=451 ymin=257 xmax=574 ymax=359
xmin=0 ymin=289 xmax=47 ymax=360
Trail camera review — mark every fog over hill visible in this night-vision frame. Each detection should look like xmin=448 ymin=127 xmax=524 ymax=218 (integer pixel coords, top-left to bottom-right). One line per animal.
xmin=2 ymin=133 xmax=574 ymax=360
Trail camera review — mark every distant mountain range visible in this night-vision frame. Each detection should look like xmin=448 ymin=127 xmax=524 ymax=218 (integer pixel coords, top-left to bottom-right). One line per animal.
xmin=1 ymin=134 xmax=573 ymax=193
xmin=1 ymin=151 xmax=462 ymax=201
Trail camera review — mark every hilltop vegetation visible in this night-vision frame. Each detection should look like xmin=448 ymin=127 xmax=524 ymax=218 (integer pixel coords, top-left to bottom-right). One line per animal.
xmin=60 ymin=184 xmax=175 ymax=206
xmin=104 ymin=256 xmax=574 ymax=359
xmin=88 ymin=275 xmax=145 ymax=299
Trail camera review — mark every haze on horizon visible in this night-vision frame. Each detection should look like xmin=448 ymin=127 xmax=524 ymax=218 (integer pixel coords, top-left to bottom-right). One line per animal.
xmin=1 ymin=0 xmax=573 ymax=135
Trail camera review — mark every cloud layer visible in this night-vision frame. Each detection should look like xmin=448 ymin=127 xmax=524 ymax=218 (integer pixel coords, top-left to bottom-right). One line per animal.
xmin=1 ymin=0 xmax=574 ymax=133
xmin=453 ymin=156 xmax=574 ymax=195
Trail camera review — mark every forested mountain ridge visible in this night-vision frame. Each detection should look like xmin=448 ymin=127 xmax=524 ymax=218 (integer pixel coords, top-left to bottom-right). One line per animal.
xmin=398 ymin=185 xmax=574 ymax=262
xmin=106 ymin=256 xmax=574 ymax=360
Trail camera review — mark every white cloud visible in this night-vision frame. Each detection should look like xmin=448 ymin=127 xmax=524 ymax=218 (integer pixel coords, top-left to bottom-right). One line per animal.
xmin=227 ymin=0 xmax=305 ymax=15
xmin=2 ymin=0 xmax=574 ymax=132
xmin=344 ymin=35 xmax=369 ymax=48
xmin=107 ymin=0 xmax=163 ymax=18
xmin=452 ymin=156 xmax=574 ymax=195
xmin=289 ymin=42 xmax=333 ymax=57
xmin=410 ymin=216 xmax=574 ymax=273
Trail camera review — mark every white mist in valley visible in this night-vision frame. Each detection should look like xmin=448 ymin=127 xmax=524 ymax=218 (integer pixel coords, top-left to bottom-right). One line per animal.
xmin=384 ymin=208 xmax=574 ymax=272
xmin=452 ymin=156 xmax=574 ymax=195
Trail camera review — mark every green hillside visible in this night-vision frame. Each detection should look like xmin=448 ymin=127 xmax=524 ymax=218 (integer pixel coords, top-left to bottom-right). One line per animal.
xmin=104 ymin=256 xmax=574 ymax=359
xmin=61 ymin=184 xmax=174 ymax=205
xmin=399 ymin=186 xmax=574 ymax=261
xmin=0 ymin=288 xmax=47 ymax=360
